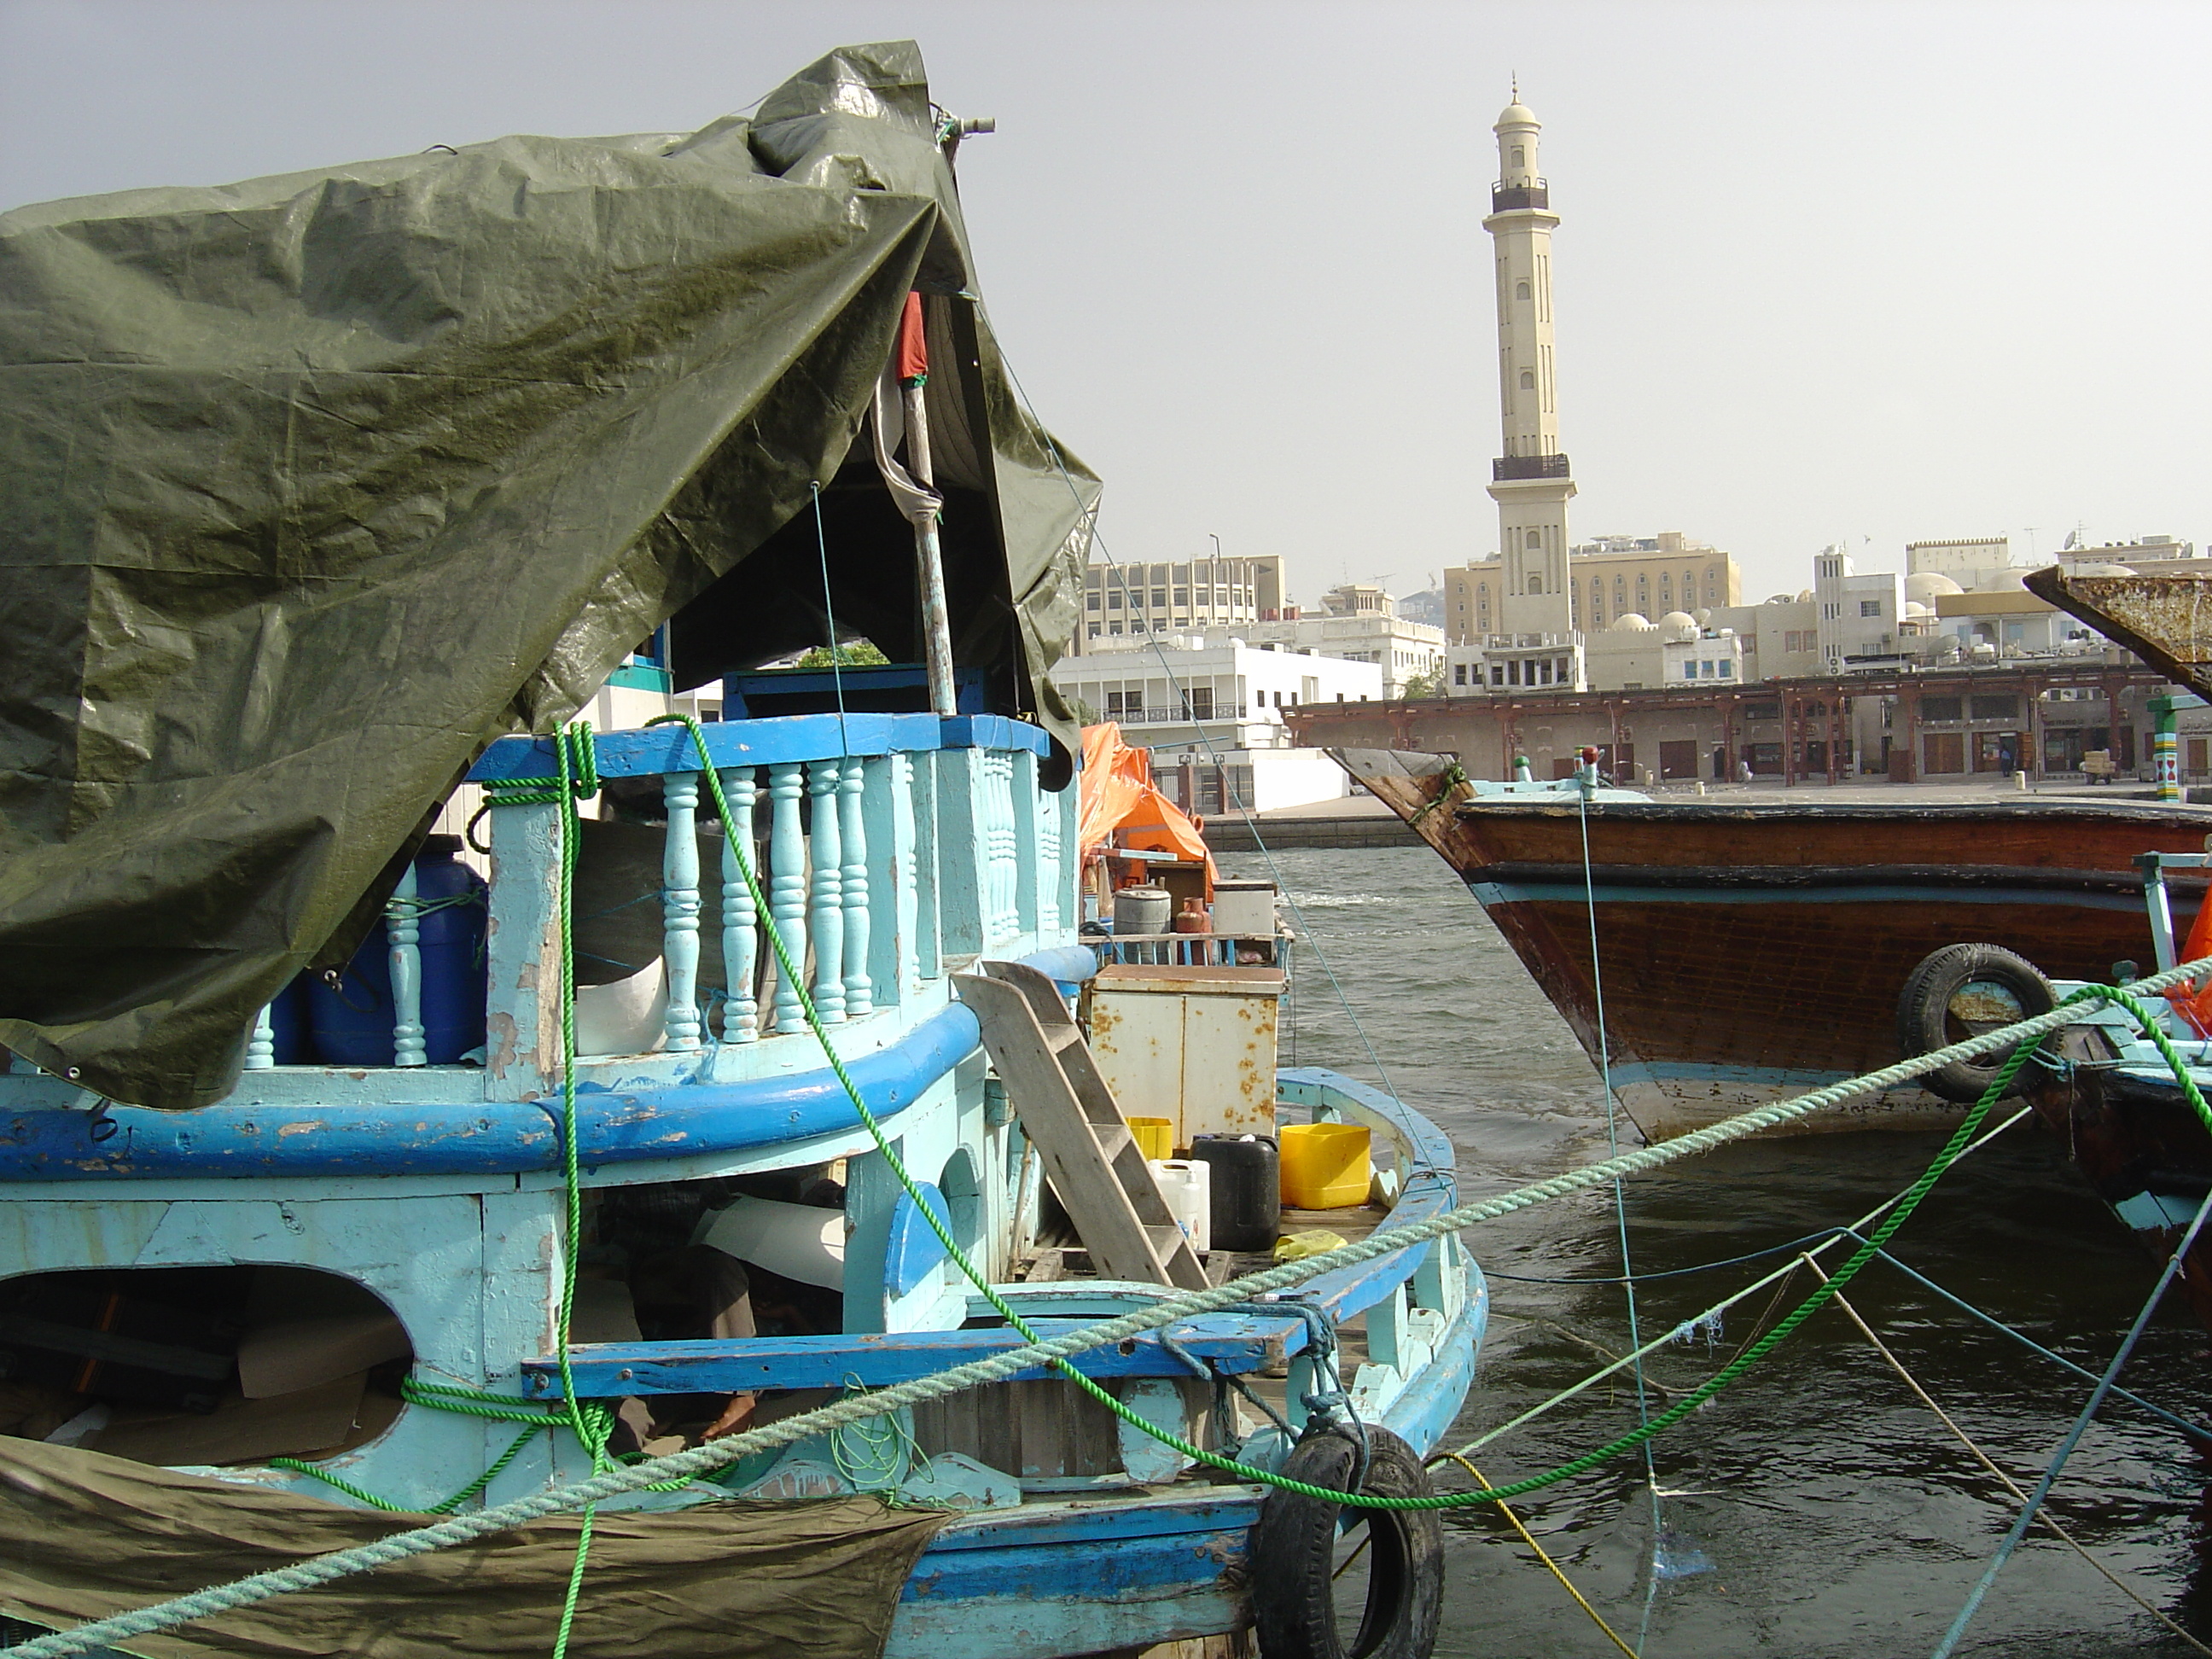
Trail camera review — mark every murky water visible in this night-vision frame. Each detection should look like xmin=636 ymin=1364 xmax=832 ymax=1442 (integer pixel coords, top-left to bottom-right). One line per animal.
xmin=1220 ymin=844 xmax=2212 ymax=1657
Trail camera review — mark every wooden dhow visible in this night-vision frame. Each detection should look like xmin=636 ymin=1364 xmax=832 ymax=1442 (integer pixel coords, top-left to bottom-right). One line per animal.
xmin=1335 ymin=748 xmax=2212 ymax=1140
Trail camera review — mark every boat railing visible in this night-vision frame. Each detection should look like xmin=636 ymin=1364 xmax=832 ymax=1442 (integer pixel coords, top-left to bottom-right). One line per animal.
xmin=1089 ymin=930 xmax=1288 ymax=969
xmin=241 ymin=712 xmax=1076 ymax=1092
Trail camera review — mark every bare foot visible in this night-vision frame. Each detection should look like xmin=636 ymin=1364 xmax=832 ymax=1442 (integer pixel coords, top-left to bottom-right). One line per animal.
xmin=701 ymin=1392 xmax=758 ymax=1440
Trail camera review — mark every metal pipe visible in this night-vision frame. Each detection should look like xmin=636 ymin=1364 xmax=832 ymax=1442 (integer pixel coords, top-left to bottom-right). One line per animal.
xmin=904 ymin=379 xmax=957 ymax=717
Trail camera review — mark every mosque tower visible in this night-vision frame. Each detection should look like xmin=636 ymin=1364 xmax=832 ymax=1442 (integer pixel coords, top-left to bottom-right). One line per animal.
xmin=1485 ymin=87 xmax=1576 ymax=640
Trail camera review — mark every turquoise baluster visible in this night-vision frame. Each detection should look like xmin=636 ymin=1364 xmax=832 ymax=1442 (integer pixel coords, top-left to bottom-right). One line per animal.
xmin=862 ymin=753 xmax=920 ymax=1003
xmin=808 ymin=759 xmax=846 ymax=1024
xmin=1033 ymin=753 xmax=1062 ymax=933
xmin=987 ymin=752 xmax=1019 ymax=942
xmin=389 ymin=864 xmax=426 ymax=1068
xmin=1010 ymin=748 xmax=1043 ymax=935
xmin=1057 ymin=785 xmax=1079 ymax=931
xmin=841 ymin=756 xmax=872 ymax=1017
xmin=661 ymin=771 xmax=703 ymax=1051
xmin=719 ymin=766 xmax=760 ymax=1043
xmin=246 ymin=1002 xmax=276 ymax=1070
xmin=768 ymin=762 xmax=810 ymax=1034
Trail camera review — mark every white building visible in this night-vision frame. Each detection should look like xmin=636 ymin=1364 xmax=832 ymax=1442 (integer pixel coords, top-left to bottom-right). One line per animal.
xmin=1048 ymin=641 xmax=1382 ymax=812
xmin=1812 ymin=546 xmax=1907 ymax=670
xmin=1073 ymin=552 xmax=1286 ymax=652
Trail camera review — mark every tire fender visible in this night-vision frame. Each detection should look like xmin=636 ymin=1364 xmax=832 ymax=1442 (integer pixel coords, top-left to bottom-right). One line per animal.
xmin=1896 ymin=943 xmax=2056 ymax=1103
xmin=1250 ymin=1425 xmax=1442 ymax=1659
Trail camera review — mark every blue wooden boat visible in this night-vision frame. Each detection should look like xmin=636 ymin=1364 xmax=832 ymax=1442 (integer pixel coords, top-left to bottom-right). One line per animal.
xmin=0 ymin=707 xmax=1481 ymax=1656
xmin=0 ymin=39 xmax=1479 ymax=1656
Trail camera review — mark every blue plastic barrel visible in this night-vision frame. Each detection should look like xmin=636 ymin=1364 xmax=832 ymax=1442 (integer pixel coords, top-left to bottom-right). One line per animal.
xmin=308 ymin=836 xmax=488 ymax=1065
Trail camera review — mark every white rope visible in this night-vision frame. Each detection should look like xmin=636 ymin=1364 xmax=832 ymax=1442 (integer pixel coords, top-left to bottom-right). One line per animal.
xmin=5 ymin=958 xmax=2200 ymax=1658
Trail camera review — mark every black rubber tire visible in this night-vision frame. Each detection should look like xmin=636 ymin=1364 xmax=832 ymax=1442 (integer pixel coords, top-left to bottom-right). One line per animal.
xmin=1250 ymin=1426 xmax=1443 ymax=1659
xmin=1895 ymin=943 xmax=2056 ymax=1103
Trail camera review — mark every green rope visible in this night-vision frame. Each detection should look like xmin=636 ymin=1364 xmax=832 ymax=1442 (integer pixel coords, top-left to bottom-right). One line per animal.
xmin=548 ymin=722 xmax=610 ymax=1659
xmin=1406 ymin=760 xmax=1470 ymax=825
xmin=649 ymin=713 xmax=2212 ymax=1512
xmin=17 ymin=954 xmax=2212 ymax=1659
xmin=271 ymin=1427 xmax=542 ymax=1516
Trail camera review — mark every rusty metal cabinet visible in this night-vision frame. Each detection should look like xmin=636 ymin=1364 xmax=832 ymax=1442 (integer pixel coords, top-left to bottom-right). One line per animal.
xmin=1082 ymin=963 xmax=1284 ymax=1149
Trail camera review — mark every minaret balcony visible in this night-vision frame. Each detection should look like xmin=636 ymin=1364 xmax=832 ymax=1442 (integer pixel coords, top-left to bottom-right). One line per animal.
xmin=1490 ymin=180 xmax=1549 ymax=211
xmin=1493 ymin=452 xmax=1571 ymax=481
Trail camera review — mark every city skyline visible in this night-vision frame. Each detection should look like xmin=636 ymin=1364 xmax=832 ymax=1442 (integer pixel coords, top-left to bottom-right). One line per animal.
xmin=3 ymin=2 xmax=2204 ymax=601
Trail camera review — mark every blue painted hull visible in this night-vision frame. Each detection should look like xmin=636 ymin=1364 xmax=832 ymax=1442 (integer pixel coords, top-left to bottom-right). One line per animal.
xmin=884 ymin=1268 xmax=1485 ymax=1658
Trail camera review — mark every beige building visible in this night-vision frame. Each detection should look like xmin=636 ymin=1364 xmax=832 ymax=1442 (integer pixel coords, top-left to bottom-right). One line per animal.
xmin=1447 ymin=533 xmax=1743 ymax=644
xmin=1075 ymin=552 xmax=1285 ymax=651
xmin=1906 ymin=537 xmax=2014 ymax=589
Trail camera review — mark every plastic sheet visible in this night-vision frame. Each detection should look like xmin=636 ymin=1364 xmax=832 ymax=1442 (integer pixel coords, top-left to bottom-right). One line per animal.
xmin=0 ymin=41 xmax=1098 ymax=1109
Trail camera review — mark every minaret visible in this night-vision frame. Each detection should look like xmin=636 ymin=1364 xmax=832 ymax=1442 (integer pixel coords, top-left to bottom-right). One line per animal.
xmin=1485 ymin=88 xmax=1575 ymax=640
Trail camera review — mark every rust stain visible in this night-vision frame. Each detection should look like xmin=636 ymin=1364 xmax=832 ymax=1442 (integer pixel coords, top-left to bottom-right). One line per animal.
xmin=2027 ymin=569 xmax=2212 ymax=698
xmin=485 ymin=1010 xmax=519 ymax=1079
xmin=275 ymin=1121 xmax=324 ymax=1138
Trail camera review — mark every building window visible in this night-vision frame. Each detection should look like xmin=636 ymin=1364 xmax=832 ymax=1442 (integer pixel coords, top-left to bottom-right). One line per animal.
xmin=1108 ymin=591 xmax=1122 ymax=609
xmin=1516 ymin=279 xmax=1530 ymax=300
xmin=1860 ymin=599 xmax=1882 ymax=617
xmin=1086 ymin=592 xmax=1099 ymax=610
xmin=1528 ymin=575 xmax=1543 ymax=594
xmin=1519 ymin=370 xmax=1535 ymax=389
xmin=1718 ymin=661 xmax=1733 ymax=678
xmin=1684 ymin=662 xmax=1698 ymax=681
xmin=1173 ymin=588 xmax=1189 ymax=605
xmin=1511 ymin=145 xmax=1526 ymax=166
xmin=1525 ymin=530 xmax=1542 ymax=550
xmin=1453 ymin=664 xmax=1468 ymax=685
xmin=1087 ymin=622 xmax=1101 ymax=638
xmin=1152 ymin=589 xmax=1167 ymax=608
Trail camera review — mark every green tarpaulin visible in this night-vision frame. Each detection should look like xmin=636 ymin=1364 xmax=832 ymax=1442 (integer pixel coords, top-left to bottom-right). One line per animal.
xmin=0 ymin=1435 xmax=947 ymax=1659
xmin=0 ymin=41 xmax=1098 ymax=1109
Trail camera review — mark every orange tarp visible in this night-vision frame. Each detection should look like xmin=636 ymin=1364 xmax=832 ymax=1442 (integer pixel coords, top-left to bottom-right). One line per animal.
xmin=2170 ymin=894 xmax=2212 ymax=1035
xmin=1077 ymin=724 xmax=1214 ymax=882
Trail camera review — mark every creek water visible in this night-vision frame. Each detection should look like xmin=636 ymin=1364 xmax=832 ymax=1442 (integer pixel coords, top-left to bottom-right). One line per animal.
xmin=1220 ymin=843 xmax=2212 ymax=1657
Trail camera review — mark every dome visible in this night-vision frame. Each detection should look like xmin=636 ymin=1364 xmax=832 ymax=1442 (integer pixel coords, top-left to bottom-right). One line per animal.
xmin=1495 ymin=99 xmax=1539 ymax=130
xmin=2068 ymin=561 xmax=2135 ymax=577
xmin=1659 ymin=610 xmax=1697 ymax=629
xmin=1904 ymin=572 xmax=1964 ymax=602
xmin=1610 ymin=612 xmax=1655 ymax=632
xmin=1904 ymin=601 xmax=1932 ymax=619
xmin=1797 ymin=589 xmax=1814 ymax=602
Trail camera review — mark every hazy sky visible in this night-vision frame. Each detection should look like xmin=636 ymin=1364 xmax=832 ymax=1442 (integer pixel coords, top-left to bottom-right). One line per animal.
xmin=4 ymin=0 xmax=2206 ymax=602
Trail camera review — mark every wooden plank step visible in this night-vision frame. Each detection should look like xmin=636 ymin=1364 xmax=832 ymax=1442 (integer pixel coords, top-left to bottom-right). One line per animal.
xmin=959 ymin=963 xmax=1210 ymax=1293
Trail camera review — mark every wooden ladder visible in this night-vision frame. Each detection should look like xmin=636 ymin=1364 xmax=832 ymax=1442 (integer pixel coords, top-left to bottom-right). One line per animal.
xmin=956 ymin=961 xmax=1209 ymax=1291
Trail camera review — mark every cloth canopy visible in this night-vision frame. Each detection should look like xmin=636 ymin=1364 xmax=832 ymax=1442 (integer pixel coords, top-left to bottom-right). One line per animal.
xmin=0 ymin=40 xmax=1098 ymax=1109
